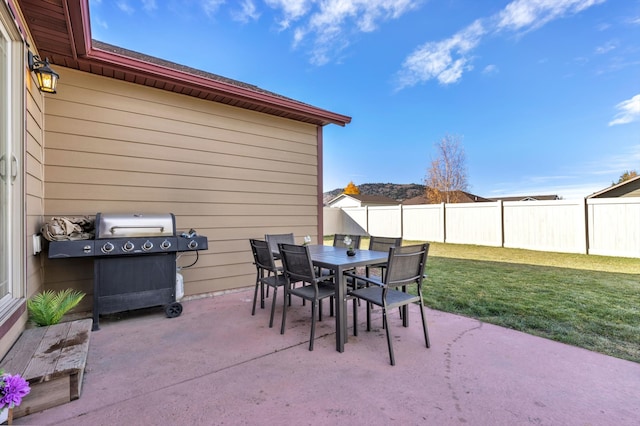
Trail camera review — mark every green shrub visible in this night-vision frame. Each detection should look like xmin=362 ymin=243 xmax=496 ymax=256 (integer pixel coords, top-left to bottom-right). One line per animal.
xmin=27 ymin=289 xmax=85 ymax=327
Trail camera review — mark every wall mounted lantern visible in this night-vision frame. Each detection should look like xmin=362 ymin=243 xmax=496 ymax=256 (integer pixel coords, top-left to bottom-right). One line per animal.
xmin=28 ymin=51 xmax=59 ymax=94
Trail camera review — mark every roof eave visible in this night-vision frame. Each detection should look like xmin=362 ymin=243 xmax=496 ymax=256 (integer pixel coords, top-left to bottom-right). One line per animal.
xmin=85 ymin=46 xmax=352 ymax=127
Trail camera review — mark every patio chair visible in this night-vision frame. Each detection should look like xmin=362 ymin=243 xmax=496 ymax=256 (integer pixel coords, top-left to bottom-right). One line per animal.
xmin=366 ymin=236 xmax=403 ymax=279
xmin=264 ymin=233 xmax=295 ymax=299
xmin=345 ymin=243 xmax=430 ymax=365
xmin=319 ymin=233 xmax=362 ymax=279
xmin=324 ymin=234 xmax=362 ymax=315
xmin=265 ymin=233 xmax=294 ymax=260
xmin=278 ymin=243 xmax=336 ymax=351
xmin=249 ymin=239 xmax=288 ymax=328
xmin=332 ymin=234 xmax=362 ymax=249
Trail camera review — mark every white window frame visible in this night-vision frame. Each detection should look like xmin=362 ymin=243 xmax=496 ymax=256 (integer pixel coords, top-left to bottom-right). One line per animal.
xmin=0 ymin=1 xmax=25 ymax=317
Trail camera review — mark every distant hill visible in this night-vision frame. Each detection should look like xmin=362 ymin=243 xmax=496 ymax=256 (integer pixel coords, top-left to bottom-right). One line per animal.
xmin=323 ymin=183 xmax=425 ymax=205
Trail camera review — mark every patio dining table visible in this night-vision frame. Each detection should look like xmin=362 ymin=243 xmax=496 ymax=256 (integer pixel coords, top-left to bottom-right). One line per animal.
xmin=307 ymin=244 xmax=389 ymax=352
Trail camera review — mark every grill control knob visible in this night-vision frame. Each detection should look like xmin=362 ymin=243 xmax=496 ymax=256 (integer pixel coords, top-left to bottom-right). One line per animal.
xmin=160 ymin=240 xmax=172 ymax=250
xmin=142 ymin=240 xmax=154 ymax=251
xmin=188 ymin=240 xmax=198 ymax=250
xmin=101 ymin=242 xmax=115 ymax=254
xmin=122 ymin=241 xmax=135 ymax=252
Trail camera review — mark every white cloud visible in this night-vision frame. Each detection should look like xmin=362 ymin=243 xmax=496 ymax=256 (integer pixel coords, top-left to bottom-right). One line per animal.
xmin=232 ymin=0 xmax=260 ymax=23
xmin=265 ymin=0 xmax=420 ymax=65
xmin=116 ymin=1 xmax=135 ymax=15
xmin=482 ymin=64 xmax=499 ymax=75
xmin=141 ymin=0 xmax=157 ymax=12
xmin=202 ymin=0 xmax=225 ymax=17
xmin=609 ymin=94 xmax=640 ymax=126
xmin=397 ymin=20 xmax=485 ymax=88
xmin=496 ymin=0 xmax=606 ymax=33
xmin=594 ymin=40 xmax=616 ymax=54
xmin=265 ymin=0 xmax=313 ymax=29
xmin=94 ymin=17 xmax=108 ymax=30
xmin=396 ymin=0 xmax=606 ymax=89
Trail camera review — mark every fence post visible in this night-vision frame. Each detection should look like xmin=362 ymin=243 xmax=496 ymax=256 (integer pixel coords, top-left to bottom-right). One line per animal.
xmin=365 ymin=205 xmax=369 ymax=235
xmin=498 ymin=200 xmax=504 ymax=247
xmin=400 ymin=204 xmax=404 ymax=240
xmin=581 ymin=198 xmax=588 ymax=254
xmin=441 ymin=202 xmax=446 ymax=243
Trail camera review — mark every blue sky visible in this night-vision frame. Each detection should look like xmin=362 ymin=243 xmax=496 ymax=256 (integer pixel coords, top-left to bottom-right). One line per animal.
xmin=88 ymin=0 xmax=640 ymax=199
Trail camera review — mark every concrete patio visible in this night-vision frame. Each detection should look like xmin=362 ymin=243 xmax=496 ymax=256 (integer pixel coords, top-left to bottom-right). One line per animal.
xmin=15 ymin=288 xmax=640 ymax=425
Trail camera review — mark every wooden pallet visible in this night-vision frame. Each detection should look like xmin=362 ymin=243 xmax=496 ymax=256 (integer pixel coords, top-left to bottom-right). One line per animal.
xmin=0 ymin=319 xmax=92 ymax=419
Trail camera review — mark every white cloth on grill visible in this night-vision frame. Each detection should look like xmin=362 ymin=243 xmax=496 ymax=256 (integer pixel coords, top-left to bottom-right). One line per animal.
xmin=41 ymin=216 xmax=95 ymax=241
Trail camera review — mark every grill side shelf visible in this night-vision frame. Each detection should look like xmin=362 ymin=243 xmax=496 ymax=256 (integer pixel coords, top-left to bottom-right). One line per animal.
xmin=176 ymin=235 xmax=208 ymax=252
xmin=48 ymin=240 xmax=95 ymax=258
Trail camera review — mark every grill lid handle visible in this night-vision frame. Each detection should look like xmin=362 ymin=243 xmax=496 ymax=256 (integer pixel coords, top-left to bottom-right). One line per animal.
xmin=109 ymin=225 xmax=165 ymax=234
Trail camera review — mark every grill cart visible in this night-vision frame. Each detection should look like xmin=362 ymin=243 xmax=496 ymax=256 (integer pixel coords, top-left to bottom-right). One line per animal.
xmin=47 ymin=213 xmax=208 ymax=330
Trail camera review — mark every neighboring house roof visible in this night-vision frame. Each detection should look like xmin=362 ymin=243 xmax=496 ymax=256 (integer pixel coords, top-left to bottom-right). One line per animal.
xmin=588 ymin=175 xmax=640 ymax=199
xmin=402 ymin=191 xmax=492 ymax=205
xmin=490 ymin=195 xmax=560 ymax=202
xmin=327 ymin=194 xmax=398 ymax=207
xmin=17 ymin=0 xmax=351 ymax=127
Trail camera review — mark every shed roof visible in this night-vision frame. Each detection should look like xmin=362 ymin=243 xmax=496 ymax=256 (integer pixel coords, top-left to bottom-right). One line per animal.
xmin=489 ymin=195 xmax=560 ymax=202
xmin=327 ymin=194 xmax=398 ymax=206
xmin=588 ymin=175 xmax=640 ymax=198
xmin=16 ymin=0 xmax=351 ymax=127
xmin=402 ymin=191 xmax=492 ymax=205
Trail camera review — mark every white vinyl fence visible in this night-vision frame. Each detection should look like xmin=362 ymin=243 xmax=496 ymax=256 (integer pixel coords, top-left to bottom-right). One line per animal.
xmin=323 ymin=198 xmax=640 ymax=258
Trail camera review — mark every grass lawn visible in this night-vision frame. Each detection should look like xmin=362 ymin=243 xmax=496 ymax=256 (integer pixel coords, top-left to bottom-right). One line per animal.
xmin=325 ymin=236 xmax=640 ymax=363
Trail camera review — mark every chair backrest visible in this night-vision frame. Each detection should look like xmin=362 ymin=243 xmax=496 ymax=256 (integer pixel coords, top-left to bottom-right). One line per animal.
xmin=278 ymin=243 xmax=316 ymax=283
xmin=333 ymin=234 xmax=361 ymax=249
xmin=384 ymin=243 xmax=430 ymax=288
xmin=368 ymin=236 xmax=402 ymax=252
xmin=249 ymin=239 xmax=278 ymax=273
xmin=265 ymin=233 xmax=295 ymax=255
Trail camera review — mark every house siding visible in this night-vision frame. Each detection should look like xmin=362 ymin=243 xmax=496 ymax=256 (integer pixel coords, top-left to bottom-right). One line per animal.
xmin=42 ymin=67 xmax=321 ymax=300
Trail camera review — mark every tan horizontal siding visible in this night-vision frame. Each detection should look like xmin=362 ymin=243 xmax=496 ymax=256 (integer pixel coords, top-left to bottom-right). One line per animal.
xmin=44 ymin=120 xmax=317 ymax=165
xmin=43 ymin=66 xmax=322 ymax=297
xmin=43 ymin=144 xmax=316 ymax=181
xmin=45 ymin=101 xmax=317 ymax=156
xmin=45 ymin=165 xmax=315 ymax=196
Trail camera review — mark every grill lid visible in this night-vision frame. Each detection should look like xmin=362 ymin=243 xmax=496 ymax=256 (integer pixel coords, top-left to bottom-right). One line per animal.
xmin=95 ymin=213 xmax=176 ymax=239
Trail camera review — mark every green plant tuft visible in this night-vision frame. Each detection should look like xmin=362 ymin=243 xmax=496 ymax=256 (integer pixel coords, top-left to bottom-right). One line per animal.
xmin=27 ymin=289 xmax=86 ymax=327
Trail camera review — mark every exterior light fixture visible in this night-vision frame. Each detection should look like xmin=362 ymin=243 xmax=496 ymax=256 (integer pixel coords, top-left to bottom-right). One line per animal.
xmin=28 ymin=51 xmax=59 ymax=94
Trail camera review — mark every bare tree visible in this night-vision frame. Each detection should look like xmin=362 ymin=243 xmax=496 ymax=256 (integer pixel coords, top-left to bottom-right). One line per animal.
xmin=425 ymin=134 xmax=469 ymax=203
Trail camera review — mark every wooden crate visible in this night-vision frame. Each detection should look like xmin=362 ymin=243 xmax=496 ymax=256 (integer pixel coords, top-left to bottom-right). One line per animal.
xmin=0 ymin=319 xmax=92 ymax=419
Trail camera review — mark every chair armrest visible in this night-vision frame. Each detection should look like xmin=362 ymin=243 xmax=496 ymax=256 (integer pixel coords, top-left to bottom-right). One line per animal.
xmin=316 ymin=274 xmax=335 ymax=284
xmin=343 ymin=271 xmax=383 ymax=287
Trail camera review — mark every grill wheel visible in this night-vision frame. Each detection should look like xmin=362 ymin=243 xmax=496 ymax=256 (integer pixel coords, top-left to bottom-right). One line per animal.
xmin=165 ymin=302 xmax=183 ymax=318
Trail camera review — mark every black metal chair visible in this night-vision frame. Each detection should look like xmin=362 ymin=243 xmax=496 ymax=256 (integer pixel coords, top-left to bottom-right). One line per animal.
xmin=265 ymin=233 xmax=295 ymax=260
xmin=332 ymin=234 xmax=362 ymax=249
xmin=263 ymin=233 xmax=295 ymax=299
xmin=326 ymin=234 xmax=363 ymax=315
xmin=249 ymin=239 xmax=288 ymax=328
xmin=346 ymin=243 xmax=430 ymax=365
xmin=366 ymin=236 xmax=403 ymax=279
xmin=319 ymin=234 xmax=362 ymax=278
xmin=278 ymin=243 xmax=336 ymax=351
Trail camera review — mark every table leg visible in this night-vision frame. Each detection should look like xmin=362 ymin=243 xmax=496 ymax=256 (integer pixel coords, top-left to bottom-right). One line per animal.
xmin=335 ymin=265 xmax=346 ymax=352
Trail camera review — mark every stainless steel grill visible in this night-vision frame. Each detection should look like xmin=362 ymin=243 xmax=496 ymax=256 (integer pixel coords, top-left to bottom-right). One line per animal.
xmin=48 ymin=213 xmax=208 ymax=330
